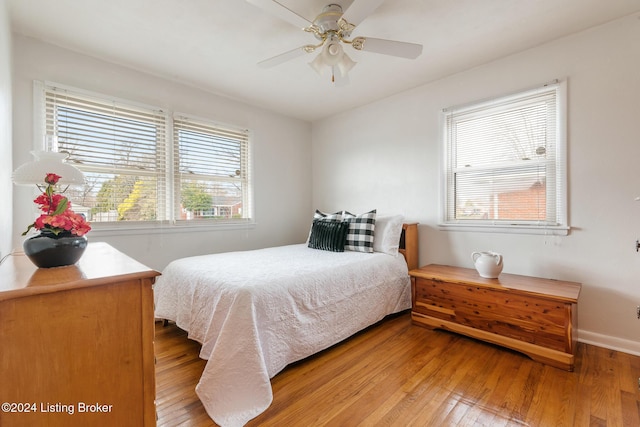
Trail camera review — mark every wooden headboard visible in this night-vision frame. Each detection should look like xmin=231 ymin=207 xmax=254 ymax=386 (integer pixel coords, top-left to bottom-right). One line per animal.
xmin=399 ymin=223 xmax=419 ymax=271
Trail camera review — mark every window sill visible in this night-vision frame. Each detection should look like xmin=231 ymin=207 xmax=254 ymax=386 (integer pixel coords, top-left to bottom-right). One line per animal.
xmin=438 ymin=223 xmax=570 ymax=236
xmin=86 ymin=221 xmax=256 ymax=237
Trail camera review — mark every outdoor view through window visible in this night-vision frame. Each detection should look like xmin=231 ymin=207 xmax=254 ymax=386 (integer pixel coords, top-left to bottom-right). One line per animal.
xmin=41 ymin=82 xmax=250 ymax=226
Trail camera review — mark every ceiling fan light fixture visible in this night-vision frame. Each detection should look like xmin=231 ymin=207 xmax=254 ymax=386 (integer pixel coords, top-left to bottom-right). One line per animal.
xmin=309 ymin=38 xmax=357 ymax=82
xmin=321 ymin=39 xmax=343 ymax=66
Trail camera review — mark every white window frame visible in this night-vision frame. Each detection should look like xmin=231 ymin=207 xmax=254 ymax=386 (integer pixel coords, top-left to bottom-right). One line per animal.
xmin=439 ymin=80 xmax=568 ymax=236
xmin=33 ymin=81 xmax=254 ymax=234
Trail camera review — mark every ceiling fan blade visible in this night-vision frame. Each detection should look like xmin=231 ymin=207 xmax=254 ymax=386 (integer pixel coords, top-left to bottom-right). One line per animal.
xmin=341 ymin=0 xmax=385 ymax=27
xmin=246 ymin=0 xmax=311 ymax=29
xmin=258 ymin=46 xmax=309 ymax=68
xmin=352 ymin=37 xmax=423 ymax=59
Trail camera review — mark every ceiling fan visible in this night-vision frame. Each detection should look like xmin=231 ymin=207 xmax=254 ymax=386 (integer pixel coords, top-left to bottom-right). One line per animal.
xmin=246 ymin=0 xmax=423 ymax=85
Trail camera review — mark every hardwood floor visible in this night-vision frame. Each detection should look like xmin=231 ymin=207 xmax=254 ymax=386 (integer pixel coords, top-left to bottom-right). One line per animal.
xmin=155 ymin=312 xmax=640 ymax=426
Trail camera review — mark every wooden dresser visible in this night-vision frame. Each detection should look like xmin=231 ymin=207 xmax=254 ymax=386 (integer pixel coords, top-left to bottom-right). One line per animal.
xmin=0 ymin=242 xmax=159 ymax=427
xmin=409 ymin=264 xmax=581 ymax=371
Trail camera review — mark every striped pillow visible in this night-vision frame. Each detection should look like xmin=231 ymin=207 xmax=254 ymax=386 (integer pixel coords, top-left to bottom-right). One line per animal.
xmin=343 ymin=210 xmax=376 ymax=253
xmin=307 ymin=210 xmax=343 ymax=243
xmin=308 ymin=219 xmax=349 ymax=252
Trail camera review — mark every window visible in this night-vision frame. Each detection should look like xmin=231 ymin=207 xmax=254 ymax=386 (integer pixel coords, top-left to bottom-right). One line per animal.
xmin=441 ymin=80 xmax=567 ymax=235
xmin=36 ymin=81 xmax=252 ymax=229
xmin=173 ymin=115 xmax=250 ymax=222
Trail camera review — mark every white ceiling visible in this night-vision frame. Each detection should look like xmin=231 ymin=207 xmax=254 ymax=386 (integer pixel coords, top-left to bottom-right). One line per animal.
xmin=8 ymin=0 xmax=640 ymax=122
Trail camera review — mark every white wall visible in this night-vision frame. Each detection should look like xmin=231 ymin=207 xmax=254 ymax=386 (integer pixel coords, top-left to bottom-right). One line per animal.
xmin=12 ymin=35 xmax=312 ymax=271
xmin=0 ymin=0 xmax=12 ymax=260
xmin=312 ymin=13 xmax=640 ymax=355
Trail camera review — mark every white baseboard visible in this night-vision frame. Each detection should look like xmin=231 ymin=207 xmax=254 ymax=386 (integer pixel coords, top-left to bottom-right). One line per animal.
xmin=578 ymin=330 xmax=640 ymax=357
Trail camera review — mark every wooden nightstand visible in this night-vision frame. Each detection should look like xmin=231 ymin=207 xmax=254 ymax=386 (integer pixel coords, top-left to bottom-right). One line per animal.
xmin=409 ymin=264 xmax=581 ymax=371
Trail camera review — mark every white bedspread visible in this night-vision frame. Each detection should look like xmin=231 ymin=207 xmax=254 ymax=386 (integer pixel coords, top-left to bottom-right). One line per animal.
xmin=154 ymin=244 xmax=411 ymax=426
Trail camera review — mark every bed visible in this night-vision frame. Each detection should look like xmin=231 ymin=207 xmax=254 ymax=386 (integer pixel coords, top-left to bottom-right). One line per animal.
xmin=154 ymin=214 xmax=418 ymax=427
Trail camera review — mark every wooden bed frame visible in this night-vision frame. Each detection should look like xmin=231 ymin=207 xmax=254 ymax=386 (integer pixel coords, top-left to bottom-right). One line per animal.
xmin=399 ymin=223 xmax=419 ymax=271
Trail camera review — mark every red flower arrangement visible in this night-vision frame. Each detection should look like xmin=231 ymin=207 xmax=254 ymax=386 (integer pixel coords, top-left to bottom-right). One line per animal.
xmin=22 ymin=173 xmax=92 ymax=237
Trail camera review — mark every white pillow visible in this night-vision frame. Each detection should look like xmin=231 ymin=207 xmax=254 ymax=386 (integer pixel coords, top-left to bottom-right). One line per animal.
xmin=373 ymin=215 xmax=404 ymax=256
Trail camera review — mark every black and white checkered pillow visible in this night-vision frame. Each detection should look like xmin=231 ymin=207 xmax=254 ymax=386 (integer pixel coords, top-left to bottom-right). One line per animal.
xmin=343 ymin=209 xmax=376 ymax=253
xmin=314 ymin=209 xmax=342 ymax=221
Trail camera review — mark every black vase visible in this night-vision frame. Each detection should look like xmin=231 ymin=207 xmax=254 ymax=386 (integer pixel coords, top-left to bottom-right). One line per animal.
xmin=23 ymin=231 xmax=88 ymax=268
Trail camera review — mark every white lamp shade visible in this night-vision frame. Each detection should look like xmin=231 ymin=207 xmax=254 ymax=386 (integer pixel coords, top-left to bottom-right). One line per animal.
xmin=309 ymin=52 xmax=326 ymax=75
xmin=12 ymin=151 xmax=86 ymax=186
xmin=337 ymin=52 xmax=356 ymax=75
xmin=309 ymin=41 xmax=357 ymax=82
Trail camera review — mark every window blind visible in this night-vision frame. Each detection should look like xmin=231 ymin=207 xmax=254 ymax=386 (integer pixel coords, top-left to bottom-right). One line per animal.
xmin=173 ymin=115 xmax=250 ymax=222
xmin=43 ymin=84 xmax=168 ymax=222
xmin=443 ymin=82 xmax=567 ymax=232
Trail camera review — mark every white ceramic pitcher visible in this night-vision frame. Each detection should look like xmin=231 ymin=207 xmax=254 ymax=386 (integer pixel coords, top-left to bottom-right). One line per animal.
xmin=471 ymin=251 xmax=503 ymax=278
